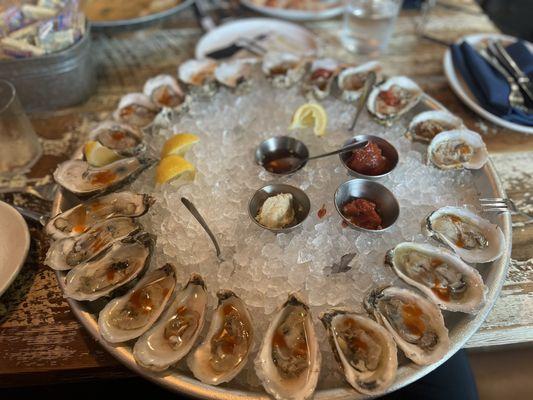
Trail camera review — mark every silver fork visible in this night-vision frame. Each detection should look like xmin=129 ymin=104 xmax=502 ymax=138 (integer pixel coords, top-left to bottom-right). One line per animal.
xmin=479 ymin=197 xmax=532 ymax=221
xmin=0 ymin=181 xmax=57 ymax=202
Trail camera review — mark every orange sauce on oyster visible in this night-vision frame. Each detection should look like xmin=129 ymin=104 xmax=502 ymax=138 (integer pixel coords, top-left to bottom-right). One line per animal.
xmin=90 ymin=170 xmax=117 ymax=185
xmin=401 ymin=302 xmax=425 ymax=338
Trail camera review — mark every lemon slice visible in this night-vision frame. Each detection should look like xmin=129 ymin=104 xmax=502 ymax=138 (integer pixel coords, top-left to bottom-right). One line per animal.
xmin=84 ymin=141 xmax=122 ymax=167
xmin=156 ymin=155 xmax=196 ymax=185
xmin=161 ymin=133 xmax=200 ymax=158
xmin=289 ymin=103 xmax=328 ymax=137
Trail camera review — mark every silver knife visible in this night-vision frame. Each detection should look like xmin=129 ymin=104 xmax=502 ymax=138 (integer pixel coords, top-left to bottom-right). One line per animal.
xmin=489 ymin=40 xmax=533 ymax=103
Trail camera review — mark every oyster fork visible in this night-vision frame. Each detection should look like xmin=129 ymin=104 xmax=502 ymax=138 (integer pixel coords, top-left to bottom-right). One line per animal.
xmin=479 ymin=197 xmax=532 ymax=221
xmin=0 ymin=180 xmax=57 ymax=202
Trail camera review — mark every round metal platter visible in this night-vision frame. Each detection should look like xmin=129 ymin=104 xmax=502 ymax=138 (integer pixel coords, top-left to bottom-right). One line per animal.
xmin=240 ymin=0 xmax=343 ymax=21
xmin=52 ymin=93 xmax=512 ymax=399
xmin=88 ymin=0 xmax=196 ymax=33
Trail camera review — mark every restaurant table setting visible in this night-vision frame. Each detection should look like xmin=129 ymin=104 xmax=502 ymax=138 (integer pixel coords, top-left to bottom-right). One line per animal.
xmin=0 ymin=0 xmax=532 ymax=398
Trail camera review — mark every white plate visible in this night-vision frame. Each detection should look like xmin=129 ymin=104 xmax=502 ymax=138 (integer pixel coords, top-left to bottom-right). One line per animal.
xmin=240 ymin=0 xmax=343 ymax=21
xmin=0 ymin=201 xmax=30 ymax=296
xmin=443 ymin=33 xmax=533 ymax=134
xmin=195 ymin=18 xmax=318 ymax=59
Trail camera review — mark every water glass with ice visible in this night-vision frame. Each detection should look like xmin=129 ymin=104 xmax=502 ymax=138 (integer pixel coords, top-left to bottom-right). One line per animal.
xmin=341 ymin=0 xmax=403 ymax=55
xmin=0 ymin=80 xmax=42 ymax=177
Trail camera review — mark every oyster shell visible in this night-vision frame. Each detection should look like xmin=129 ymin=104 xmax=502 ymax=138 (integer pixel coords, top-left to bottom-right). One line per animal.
xmin=305 ymin=58 xmax=340 ymax=99
xmin=90 ymin=121 xmax=145 ymax=156
xmin=428 ymin=129 xmax=488 ymax=170
xmin=262 ymin=52 xmax=307 ymax=88
xmin=255 ymin=294 xmax=320 ymax=400
xmin=365 ymin=286 xmax=450 ymax=365
xmin=337 ymin=61 xmax=383 ymax=102
xmin=45 ymin=192 xmax=154 ymax=240
xmin=406 ymin=110 xmax=463 ymax=143
xmin=133 ymin=274 xmax=208 ymax=371
xmin=143 ymin=74 xmax=185 ymax=108
xmin=214 ymin=58 xmax=256 ymax=88
xmin=63 ymin=234 xmax=154 ymax=301
xmin=53 ymin=156 xmax=154 ymax=198
xmin=188 ymin=290 xmax=253 ymax=385
xmin=424 ymin=206 xmax=505 ymax=263
xmin=113 ymin=93 xmax=160 ymax=127
xmin=320 ymin=310 xmax=397 ymax=396
xmin=99 ymin=263 xmax=177 ymax=343
xmin=45 ymin=217 xmax=142 ymax=271
xmin=385 ymin=242 xmax=486 ymax=313
xmin=367 ymin=76 xmax=422 ymax=123
xmin=178 ymin=58 xmax=217 ymax=86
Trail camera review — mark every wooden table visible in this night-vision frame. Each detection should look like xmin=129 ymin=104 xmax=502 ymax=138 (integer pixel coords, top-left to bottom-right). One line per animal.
xmin=1 ymin=0 xmax=532 ymax=388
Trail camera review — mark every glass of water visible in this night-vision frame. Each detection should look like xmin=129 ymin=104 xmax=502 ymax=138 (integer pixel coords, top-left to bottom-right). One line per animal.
xmin=341 ymin=0 xmax=403 ymax=55
xmin=0 ymin=80 xmax=42 ymax=177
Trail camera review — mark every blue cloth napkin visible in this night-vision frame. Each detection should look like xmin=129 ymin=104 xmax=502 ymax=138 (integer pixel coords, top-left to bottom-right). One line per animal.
xmin=451 ymin=40 xmax=533 ymax=126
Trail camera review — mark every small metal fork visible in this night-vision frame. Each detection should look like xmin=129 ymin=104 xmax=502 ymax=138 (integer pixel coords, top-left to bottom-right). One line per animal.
xmin=479 ymin=197 xmax=532 ymax=221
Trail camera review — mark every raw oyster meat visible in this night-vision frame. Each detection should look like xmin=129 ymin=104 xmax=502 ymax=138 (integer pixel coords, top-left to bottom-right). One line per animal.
xmin=214 ymin=58 xmax=256 ymax=88
xmin=45 ymin=192 xmax=154 ymax=240
xmin=188 ymin=290 xmax=253 ymax=385
xmin=428 ymin=129 xmax=488 ymax=170
xmin=99 ymin=264 xmax=177 ymax=343
xmin=386 ymin=242 xmax=486 ymax=313
xmin=45 ymin=217 xmax=142 ymax=271
xmin=113 ymin=93 xmax=160 ymax=127
xmin=133 ymin=274 xmax=208 ymax=371
xmin=365 ymin=286 xmax=450 ymax=365
xmin=305 ymin=58 xmax=340 ymax=99
xmin=63 ymin=234 xmax=154 ymax=301
xmin=262 ymin=51 xmax=307 ymax=88
xmin=367 ymin=76 xmax=422 ymax=123
xmin=53 ymin=156 xmax=153 ymax=198
xmin=90 ymin=121 xmax=145 ymax=156
xmin=143 ymin=74 xmax=185 ymax=108
xmin=255 ymin=294 xmax=320 ymax=400
xmin=424 ymin=206 xmax=505 ymax=263
xmin=178 ymin=58 xmax=217 ymax=86
xmin=406 ymin=110 xmax=463 ymax=143
xmin=337 ymin=61 xmax=383 ymax=102
xmin=320 ymin=310 xmax=397 ymax=395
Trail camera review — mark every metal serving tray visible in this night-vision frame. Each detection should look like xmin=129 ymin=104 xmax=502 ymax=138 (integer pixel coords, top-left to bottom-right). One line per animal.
xmin=52 ymin=94 xmax=512 ymax=399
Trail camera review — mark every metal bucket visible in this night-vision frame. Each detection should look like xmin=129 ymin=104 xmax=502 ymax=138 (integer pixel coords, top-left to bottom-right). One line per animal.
xmin=0 ymin=23 xmax=95 ymax=112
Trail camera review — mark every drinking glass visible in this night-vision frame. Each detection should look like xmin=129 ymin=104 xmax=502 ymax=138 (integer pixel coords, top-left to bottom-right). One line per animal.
xmin=341 ymin=0 xmax=404 ymax=55
xmin=0 ymin=80 xmax=42 ymax=177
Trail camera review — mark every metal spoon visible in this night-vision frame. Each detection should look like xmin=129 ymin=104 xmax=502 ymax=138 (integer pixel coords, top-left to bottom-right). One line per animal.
xmin=181 ymin=197 xmax=223 ymax=261
xmin=349 ymin=71 xmax=377 ymax=131
xmin=266 ymin=140 xmax=369 ymax=174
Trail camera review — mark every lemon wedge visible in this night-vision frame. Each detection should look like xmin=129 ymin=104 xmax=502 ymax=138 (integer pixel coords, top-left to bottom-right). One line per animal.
xmin=161 ymin=133 xmax=200 ymax=158
xmin=155 ymin=155 xmax=196 ymax=185
xmin=289 ymin=103 xmax=328 ymax=137
xmin=84 ymin=141 xmax=122 ymax=167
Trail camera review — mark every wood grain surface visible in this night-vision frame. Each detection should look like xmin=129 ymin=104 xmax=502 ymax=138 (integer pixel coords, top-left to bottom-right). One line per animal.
xmin=0 ymin=0 xmax=532 ymax=388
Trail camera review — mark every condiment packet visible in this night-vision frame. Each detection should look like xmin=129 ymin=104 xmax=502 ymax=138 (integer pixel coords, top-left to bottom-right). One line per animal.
xmin=37 ymin=25 xmax=76 ymax=53
xmin=0 ymin=7 xmax=25 ymax=36
xmin=1 ymin=37 xmax=46 ymax=58
xmin=21 ymin=5 xmax=58 ymax=22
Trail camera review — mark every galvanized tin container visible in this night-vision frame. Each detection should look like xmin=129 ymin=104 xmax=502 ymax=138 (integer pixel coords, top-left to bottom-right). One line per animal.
xmin=0 ymin=24 xmax=95 ymax=112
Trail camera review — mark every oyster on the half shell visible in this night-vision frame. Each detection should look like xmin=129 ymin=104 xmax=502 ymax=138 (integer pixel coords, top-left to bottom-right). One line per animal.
xmin=113 ymin=93 xmax=160 ymax=127
xmin=367 ymin=76 xmax=422 ymax=123
xmin=178 ymin=58 xmax=218 ymax=86
xmin=428 ymin=129 xmax=488 ymax=170
xmin=133 ymin=274 xmax=208 ymax=371
xmin=90 ymin=121 xmax=145 ymax=156
xmin=262 ymin=51 xmax=307 ymax=88
xmin=53 ymin=156 xmax=154 ymax=198
xmin=424 ymin=206 xmax=505 ymax=263
xmin=45 ymin=217 xmax=142 ymax=271
xmin=45 ymin=192 xmax=154 ymax=240
xmin=320 ymin=310 xmax=397 ymax=396
xmin=337 ymin=61 xmax=383 ymax=102
xmin=365 ymin=286 xmax=450 ymax=365
xmin=99 ymin=264 xmax=177 ymax=343
xmin=143 ymin=74 xmax=185 ymax=108
xmin=406 ymin=110 xmax=463 ymax=143
xmin=386 ymin=242 xmax=486 ymax=313
xmin=255 ymin=294 xmax=321 ymax=400
xmin=63 ymin=234 xmax=154 ymax=301
xmin=214 ymin=58 xmax=256 ymax=88
xmin=305 ymin=58 xmax=341 ymax=99
xmin=187 ymin=290 xmax=253 ymax=385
